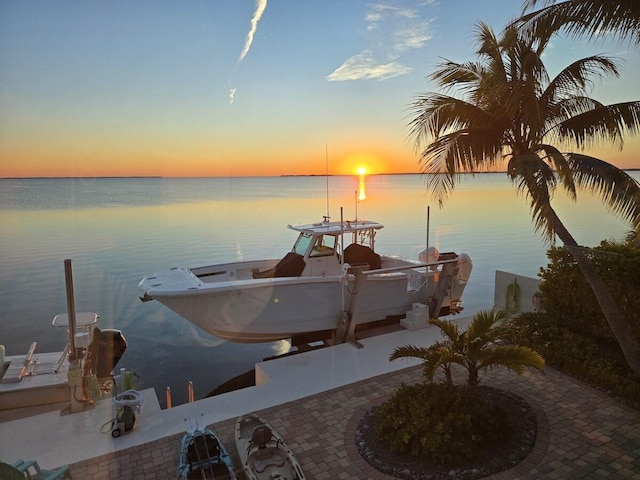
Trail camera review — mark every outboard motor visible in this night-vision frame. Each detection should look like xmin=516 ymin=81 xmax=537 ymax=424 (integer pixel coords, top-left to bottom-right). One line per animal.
xmin=94 ymin=328 xmax=128 ymax=378
xmin=418 ymin=246 xmax=439 ymax=264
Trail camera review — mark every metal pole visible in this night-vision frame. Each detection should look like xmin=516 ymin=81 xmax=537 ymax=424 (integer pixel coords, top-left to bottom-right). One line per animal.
xmin=340 ymin=207 xmax=345 ymax=314
xmin=64 ymin=259 xmax=78 ymax=361
xmin=426 ymin=206 xmax=430 ymax=260
xmin=426 ymin=206 xmax=430 ymax=306
xmin=326 ymin=143 xmax=330 ymax=220
xmin=354 ymin=190 xmax=358 ymax=220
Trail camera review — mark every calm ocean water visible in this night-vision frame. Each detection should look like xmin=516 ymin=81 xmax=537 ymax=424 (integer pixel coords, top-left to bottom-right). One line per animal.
xmin=1 ymin=173 xmax=637 ymax=407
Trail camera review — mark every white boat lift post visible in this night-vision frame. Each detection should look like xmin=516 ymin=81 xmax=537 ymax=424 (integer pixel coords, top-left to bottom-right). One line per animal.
xmin=334 ymin=257 xmax=460 ymax=346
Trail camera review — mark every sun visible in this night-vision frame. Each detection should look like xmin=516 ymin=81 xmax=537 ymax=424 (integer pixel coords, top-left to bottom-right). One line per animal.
xmin=338 ymin=152 xmax=386 ymax=176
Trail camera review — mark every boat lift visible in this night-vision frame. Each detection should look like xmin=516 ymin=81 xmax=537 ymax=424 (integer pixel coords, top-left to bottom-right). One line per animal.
xmin=333 ymin=256 xmax=462 ymax=346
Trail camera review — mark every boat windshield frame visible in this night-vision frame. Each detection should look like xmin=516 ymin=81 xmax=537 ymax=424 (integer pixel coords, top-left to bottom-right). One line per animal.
xmin=293 ymin=232 xmax=314 ymax=256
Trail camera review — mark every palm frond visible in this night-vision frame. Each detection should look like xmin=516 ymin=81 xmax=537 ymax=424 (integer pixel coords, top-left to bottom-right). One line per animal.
xmin=556 ymin=101 xmax=640 ymax=150
xmin=535 ymin=144 xmax=577 ymax=200
xmin=544 ymin=96 xmax=605 ymax=137
xmin=478 ymin=345 xmax=546 ymax=374
xmin=407 ymin=93 xmax=491 ymax=145
xmin=567 ymin=153 xmax=640 ymax=230
xmin=430 ymin=59 xmax=484 ymax=91
xmin=419 ymin=129 xmax=505 ymax=205
xmin=430 ymin=318 xmax=460 ymax=342
xmin=389 ymin=344 xmax=432 ymax=362
xmin=466 ymin=309 xmax=506 ymax=341
xmin=542 ymin=55 xmax=620 ymax=107
xmin=475 ymin=22 xmax=505 ymax=68
xmin=518 ymin=0 xmax=640 ymax=47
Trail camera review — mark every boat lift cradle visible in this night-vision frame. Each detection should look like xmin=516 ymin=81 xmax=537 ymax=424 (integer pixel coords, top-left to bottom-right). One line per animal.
xmin=333 ymin=254 xmax=462 ymax=346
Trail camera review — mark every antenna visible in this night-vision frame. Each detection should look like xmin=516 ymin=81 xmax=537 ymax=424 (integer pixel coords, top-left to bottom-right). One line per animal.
xmin=354 ymin=190 xmax=358 ymax=222
xmin=325 ymin=143 xmax=330 ymax=221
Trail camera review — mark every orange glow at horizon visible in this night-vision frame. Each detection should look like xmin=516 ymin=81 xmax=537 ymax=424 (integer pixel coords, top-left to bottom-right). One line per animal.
xmin=3 ymin=137 xmax=638 ymax=178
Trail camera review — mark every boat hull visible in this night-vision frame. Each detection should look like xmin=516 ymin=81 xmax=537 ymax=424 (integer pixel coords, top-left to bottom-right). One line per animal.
xmin=139 ymin=249 xmax=472 ymax=343
xmin=141 ymin=271 xmax=424 ymax=343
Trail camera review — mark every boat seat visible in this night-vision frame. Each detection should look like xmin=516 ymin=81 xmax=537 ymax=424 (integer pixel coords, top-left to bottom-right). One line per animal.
xmin=253 ymin=252 xmax=306 ymax=278
xmin=187 ymin=435 xmax=221 ymax=464
xmin=252 ymin=449 xmax=285 ymax=473
xmin=250 ymin=425 xmax=273 ymax=448
xmin=344 ymin=243 xmax=381 ymax=270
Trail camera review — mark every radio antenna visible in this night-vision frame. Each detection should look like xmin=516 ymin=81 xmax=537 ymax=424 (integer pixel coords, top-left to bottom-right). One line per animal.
xmin=325 ymin=143 xmax=330 ymax=221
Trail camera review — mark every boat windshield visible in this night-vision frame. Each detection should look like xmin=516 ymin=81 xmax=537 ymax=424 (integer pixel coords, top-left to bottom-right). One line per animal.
xmin=293 ymin=232 xmax=314 ymax=256
xmin=310 ymin=234 xmax=337 ymax=257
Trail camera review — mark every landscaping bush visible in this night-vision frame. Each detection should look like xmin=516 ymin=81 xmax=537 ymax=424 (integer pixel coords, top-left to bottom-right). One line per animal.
xmin=496 ymin=239 xmax=640 ymax=407
xmin=374 ymin=383 xmax=509 ymax=466
xmin=502 ymin=312 xmax=640 ymax=405
xmin=539 ymin=241 xmax=640 ymax=344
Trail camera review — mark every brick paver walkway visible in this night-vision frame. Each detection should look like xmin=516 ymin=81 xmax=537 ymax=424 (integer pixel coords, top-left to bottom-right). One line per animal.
xmin=68 ymin=366 xmax=640 ymax=479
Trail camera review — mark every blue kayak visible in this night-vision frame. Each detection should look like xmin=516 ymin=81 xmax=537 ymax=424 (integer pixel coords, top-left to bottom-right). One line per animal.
xmin=177 ymin=426 xmax=237 ymax=480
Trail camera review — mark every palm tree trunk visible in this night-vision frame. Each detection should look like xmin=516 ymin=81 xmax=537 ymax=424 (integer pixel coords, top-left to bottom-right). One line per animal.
xmin=467 ymin=364 xmax=479 ymax=390
xmin=550 ymin=208 xmax=640 ymax=376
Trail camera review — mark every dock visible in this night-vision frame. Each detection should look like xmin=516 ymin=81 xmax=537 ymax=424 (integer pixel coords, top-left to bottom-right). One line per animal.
xmin=0 ymin=317 xmax=467 ymax=469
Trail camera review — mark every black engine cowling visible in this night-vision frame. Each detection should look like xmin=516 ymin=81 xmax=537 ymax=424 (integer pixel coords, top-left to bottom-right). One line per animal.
xmin=86 ymin=328 xmax=128 ymax=378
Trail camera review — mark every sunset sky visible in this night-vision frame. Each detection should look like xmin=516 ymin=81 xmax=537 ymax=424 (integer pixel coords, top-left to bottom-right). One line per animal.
xmin=1 ymin=0 xmax=639 ymax=178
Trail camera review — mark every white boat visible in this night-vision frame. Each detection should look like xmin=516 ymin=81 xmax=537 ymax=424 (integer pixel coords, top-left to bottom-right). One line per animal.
xmin=138 ymin=217 xmax=472 ymax=344
xmin=235 ymin=413 xmax=305 ymax=480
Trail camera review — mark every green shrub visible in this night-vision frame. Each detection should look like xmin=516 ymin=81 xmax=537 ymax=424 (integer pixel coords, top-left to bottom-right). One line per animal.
xmin=374 ymin=383 xmax=509 ymax=466
xmin=539 ymin=242 xmax=640 ymax=343
xmin=496 ymin=239 xmax=640 ymax=406
xmin=501 ymin=312 xmax=640 ymax=405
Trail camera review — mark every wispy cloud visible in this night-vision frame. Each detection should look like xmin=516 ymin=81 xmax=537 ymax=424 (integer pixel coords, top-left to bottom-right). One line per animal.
xmin=239 ymin=0 xmax=268 ymax=63
xmin=328 ymin=1 xmax=434 ymax=82
xmin=327 ymin=50 xmax=412 ymax=81
xmin=228 ymin=88 xmax=237 ymax=105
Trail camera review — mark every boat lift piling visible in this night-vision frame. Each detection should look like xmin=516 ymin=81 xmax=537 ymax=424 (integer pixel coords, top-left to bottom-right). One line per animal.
xmin=333 ymin=257 xmax=461 ymax=347
xmin=334 ymin=267 xmax=366 ymax=347
xmin=64 ymin=259 xmax=78 ymax=362
xmin=62 ymin=259 xmax=95 ymax=415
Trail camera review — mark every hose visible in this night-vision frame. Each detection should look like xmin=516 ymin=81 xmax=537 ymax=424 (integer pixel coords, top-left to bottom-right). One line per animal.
xmin=505 ymin=280 xmax=520 ymax=314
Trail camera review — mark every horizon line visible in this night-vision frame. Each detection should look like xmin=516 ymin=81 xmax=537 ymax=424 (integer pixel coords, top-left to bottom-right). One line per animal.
xmin=2 ymin=168 xmax=639 ymax=180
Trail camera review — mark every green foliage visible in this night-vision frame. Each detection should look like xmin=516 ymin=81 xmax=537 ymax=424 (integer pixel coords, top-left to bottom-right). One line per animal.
xmin=390 ymin=309 xmax=545 ymax=390
xmin=501 ymin=311 xmax=640 ymax=405
xmin=500 ymin=238 xmax=640 ymax=404
xmin=539 ymin=241 xmax=640 ymax=344
xmin=374 ymin=383 xmax=509 ymax=466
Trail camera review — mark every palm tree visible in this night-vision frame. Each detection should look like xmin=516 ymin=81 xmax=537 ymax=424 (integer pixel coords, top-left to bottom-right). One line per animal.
xmin=390 ymin=309 xmax=545 ymax=390
xmin=517 ymin=0 xmax=640 ymax=47
xmin=407 ymin=22 xmax=640 ymax=374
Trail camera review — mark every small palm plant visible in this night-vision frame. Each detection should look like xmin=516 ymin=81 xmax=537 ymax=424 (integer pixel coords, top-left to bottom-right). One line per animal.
xmin=374 ymin=309 xmax=545 ymax=465
xmin=390 ymin=309 xmax=545 ymax=389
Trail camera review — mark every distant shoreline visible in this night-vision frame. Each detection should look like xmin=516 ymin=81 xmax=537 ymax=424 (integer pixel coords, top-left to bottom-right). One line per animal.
xmin=1 ymin=169 xmax=638 ymax=180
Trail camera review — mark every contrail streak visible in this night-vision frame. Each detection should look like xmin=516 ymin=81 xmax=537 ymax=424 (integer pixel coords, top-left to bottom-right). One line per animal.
xmin=238 ymin=0 xmax=267 ymax=62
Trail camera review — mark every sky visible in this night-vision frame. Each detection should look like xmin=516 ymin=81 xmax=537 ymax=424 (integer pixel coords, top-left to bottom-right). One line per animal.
xmin=1 ymin=0 xmax=639 ymax=178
